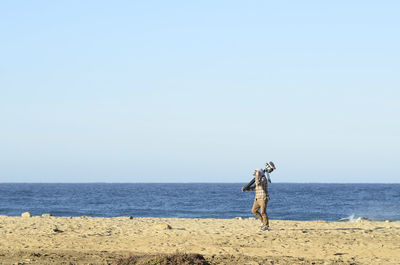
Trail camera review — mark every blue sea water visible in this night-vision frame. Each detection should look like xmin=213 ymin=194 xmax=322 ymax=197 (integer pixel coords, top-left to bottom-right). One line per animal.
xmin=0 ymin=183 xmax=399 ymax=221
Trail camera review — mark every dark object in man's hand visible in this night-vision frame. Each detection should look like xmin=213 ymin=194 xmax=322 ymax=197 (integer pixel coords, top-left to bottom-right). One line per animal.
xmin=242 ymin=161 xmax=276 ymax=192
xmin=242 ymin=178 xmax=255 ymax=191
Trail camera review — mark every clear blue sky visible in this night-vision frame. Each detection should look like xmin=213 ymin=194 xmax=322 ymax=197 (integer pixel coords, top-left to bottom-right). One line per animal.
xmin=1 ymin=1 xmax=399 ymax=183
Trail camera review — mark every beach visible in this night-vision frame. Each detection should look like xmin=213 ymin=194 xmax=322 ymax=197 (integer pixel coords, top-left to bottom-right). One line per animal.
xmin=0 ymin=215 xmax=399 ymax=264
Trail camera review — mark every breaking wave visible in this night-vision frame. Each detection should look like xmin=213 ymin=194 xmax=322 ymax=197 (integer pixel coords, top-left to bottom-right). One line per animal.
xmin=338 ymin=214 xmax=399 ymax=222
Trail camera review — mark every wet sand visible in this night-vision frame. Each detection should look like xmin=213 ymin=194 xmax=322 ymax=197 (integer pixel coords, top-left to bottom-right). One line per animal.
xmin=0 ymin=215 xmax=399 ymax=264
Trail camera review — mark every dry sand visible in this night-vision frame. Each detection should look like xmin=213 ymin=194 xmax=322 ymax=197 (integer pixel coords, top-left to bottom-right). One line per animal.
xmin=0 ymin=215 xmax=399 ymax=264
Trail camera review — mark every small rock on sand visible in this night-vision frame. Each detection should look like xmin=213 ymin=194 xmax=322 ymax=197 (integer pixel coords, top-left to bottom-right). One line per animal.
xmin=53 ymin=225 xmax=63 ymax=233
xmin=21 ymin=212 xmax=32 ymax=218
xmin=155 ymin=223 xmax=172 ymax=230
xmin=235 ymin=217 xmax=243 ymax=220
xmin=42 ymin=213 xmax=52 ymax=217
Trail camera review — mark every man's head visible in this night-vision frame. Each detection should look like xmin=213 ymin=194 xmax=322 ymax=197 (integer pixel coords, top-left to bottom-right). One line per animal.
xmin=253 ymin=169 xmax=265 ymax=177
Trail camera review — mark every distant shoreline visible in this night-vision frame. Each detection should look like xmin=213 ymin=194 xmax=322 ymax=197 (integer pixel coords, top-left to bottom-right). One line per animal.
xmin=1 ymin=214 xmax=399 ymax=223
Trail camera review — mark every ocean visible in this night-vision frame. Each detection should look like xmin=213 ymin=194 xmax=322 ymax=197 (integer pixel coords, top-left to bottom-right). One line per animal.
xmin=0 ymin=183 xmax=399 ymax=221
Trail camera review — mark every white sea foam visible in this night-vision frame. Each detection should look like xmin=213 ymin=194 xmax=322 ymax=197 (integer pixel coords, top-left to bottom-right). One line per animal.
xmin=338 ymin=214 xmax=371 ymax=222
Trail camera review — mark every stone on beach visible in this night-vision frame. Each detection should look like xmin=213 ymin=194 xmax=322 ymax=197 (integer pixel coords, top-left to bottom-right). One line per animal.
xmin=155 ymin=223 xmax=172 ymax=230
xmin=21 ymin=212 xmax=31 ymax=218
xmin=42 ymin=213 xmax=52 ymax=217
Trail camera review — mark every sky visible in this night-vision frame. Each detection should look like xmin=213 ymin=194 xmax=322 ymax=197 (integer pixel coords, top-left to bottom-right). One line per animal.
xmin=1 ymin=1 xmax=399 ymax=183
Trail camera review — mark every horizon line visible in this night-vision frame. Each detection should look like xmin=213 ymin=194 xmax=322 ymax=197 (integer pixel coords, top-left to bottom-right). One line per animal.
xmin=1 ymin=182 xmax=399 ymax=184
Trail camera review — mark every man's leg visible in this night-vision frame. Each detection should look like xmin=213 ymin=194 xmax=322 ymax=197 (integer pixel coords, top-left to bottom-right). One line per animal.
xmin=259 ymin=199 xmax=269 ymax=227
xmin=251 ymin=199 xmax=262 ymax=222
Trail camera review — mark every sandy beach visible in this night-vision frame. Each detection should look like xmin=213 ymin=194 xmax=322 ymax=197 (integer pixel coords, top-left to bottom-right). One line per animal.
xmin=0 ymin=215 xmax=399 ymax=264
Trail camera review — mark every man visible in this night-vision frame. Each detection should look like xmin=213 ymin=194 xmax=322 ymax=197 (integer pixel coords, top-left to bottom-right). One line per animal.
xmin=242 ymin=169 xmax=270 ymax=231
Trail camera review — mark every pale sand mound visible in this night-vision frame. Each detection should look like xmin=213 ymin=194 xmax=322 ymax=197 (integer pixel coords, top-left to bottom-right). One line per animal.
xmin=0 ymin=215 xmax=399 ymax=264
